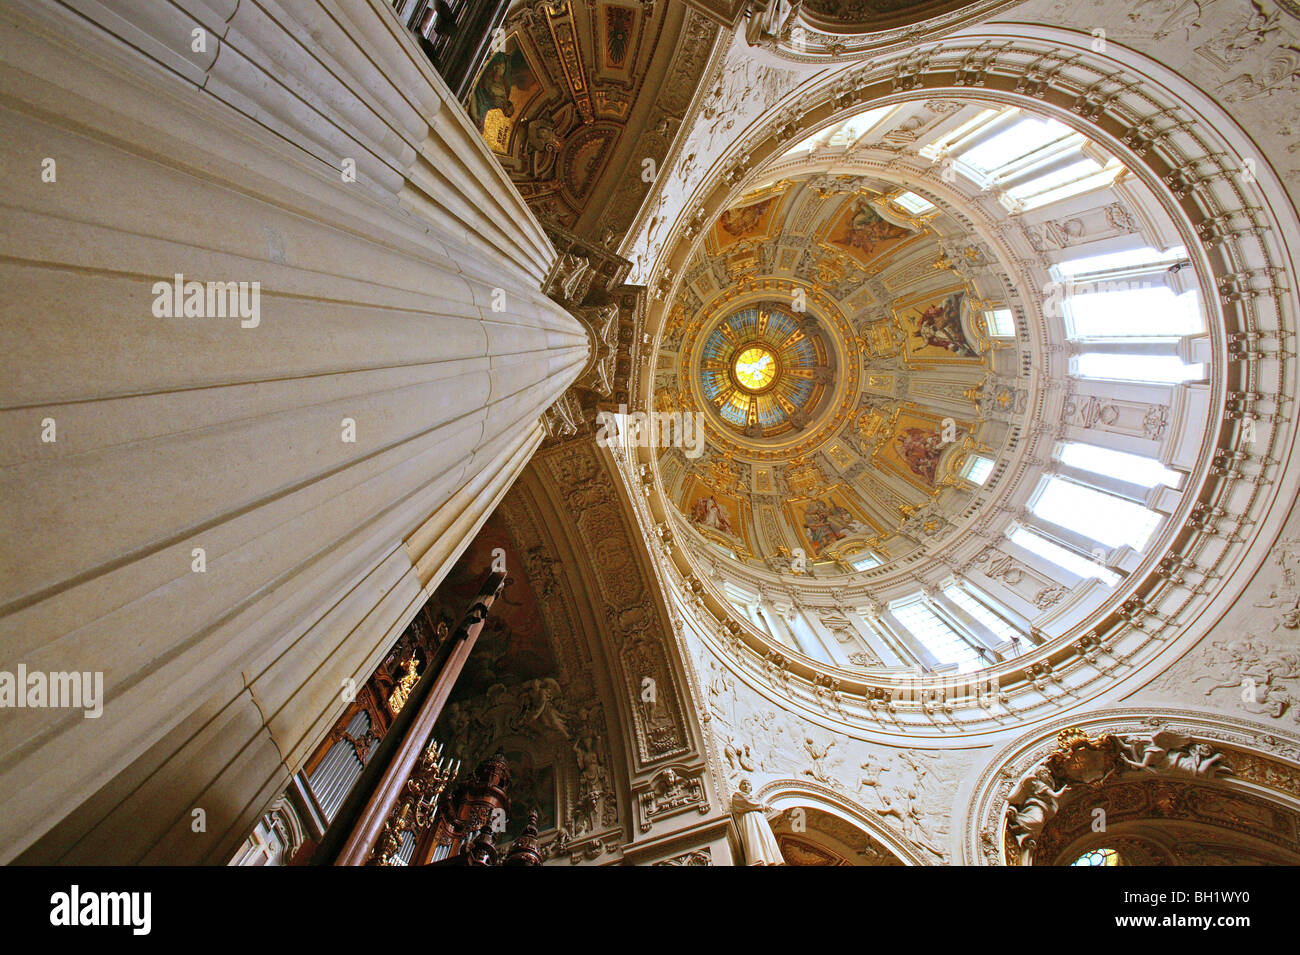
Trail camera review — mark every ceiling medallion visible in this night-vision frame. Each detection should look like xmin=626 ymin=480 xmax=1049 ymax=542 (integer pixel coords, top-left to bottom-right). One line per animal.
xmin=697 ymin=301 xmax=834 ymax=440
xmin=685 ymin=288 xmax=860 ymax=458
xmin=732 ymin=344 xmax=780 ymax=393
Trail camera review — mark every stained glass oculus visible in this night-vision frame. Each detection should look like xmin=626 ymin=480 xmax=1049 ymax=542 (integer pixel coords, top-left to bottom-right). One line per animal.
xmin=698 ymin=302 xmax=831 ymax=438
xmin=734 ymin=345 xmax=779 ymax=392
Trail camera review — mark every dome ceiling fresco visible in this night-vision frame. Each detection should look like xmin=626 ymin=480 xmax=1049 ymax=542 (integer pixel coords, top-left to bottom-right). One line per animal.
xmin=654 ymin=172 xmax=1018 ymax=577
xmin=640 ymin=91 xmax=1229 ymax=691
xmin=802 ymin=0 xmax=990 ymax=32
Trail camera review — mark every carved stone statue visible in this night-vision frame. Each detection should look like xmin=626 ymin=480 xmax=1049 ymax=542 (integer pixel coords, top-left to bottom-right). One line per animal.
xmin=1119 ymin=731 xmax=1234 ymax=779
xmin=730 ymin=779 xmax=785 ymax=865
xmin=1005 ymin=766 xmax=1070 ymax=850
xmin=744 ymin=0 xmax=802 ymax=48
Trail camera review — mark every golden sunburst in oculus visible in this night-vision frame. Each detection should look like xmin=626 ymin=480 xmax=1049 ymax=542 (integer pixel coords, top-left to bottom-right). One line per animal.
xmin=734 ymin=345 xmax=778 ymax=392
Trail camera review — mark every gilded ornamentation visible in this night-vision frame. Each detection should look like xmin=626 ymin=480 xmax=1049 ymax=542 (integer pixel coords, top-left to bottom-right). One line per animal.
xmin=386 ymin=653 xmax=421 ymax=717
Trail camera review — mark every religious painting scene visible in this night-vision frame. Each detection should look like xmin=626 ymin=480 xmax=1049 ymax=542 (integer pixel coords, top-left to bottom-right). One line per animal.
xmin=6 ymin=0 xmax=1300 ymax=923
xmin=825 ymin=196 xmax=918 ymax=266
xmin=467 ymin=40 xmax=539 ymax=154
xmin=899 ymin=289 xmax=981 ymax=360
xmin=711 ymin=192 xmax=783 ymax=250
xmin=790 ymin=493 xmax=877 ymax=557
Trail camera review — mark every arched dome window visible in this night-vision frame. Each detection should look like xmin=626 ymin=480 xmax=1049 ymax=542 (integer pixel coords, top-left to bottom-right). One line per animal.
xmin=889 ymin=595 xmax=987 ymax=672
xmin=1070 ymin=847 xmax=1122 ymax=867
xmin=1028 ymin=476 xmax=1162 ymax=552
xmin=1072 ymin=352 xmax=1206 ymax=385
xmin=1008 ymin=526 xmax=1121 ymax=587
xmin=1056 ymin=443 xmax=1182 ymax=491
xmin=942 ymin=582 xmax=1022 ymax=645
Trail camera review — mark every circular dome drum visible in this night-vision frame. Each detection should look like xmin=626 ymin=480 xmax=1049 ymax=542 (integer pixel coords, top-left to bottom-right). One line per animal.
xmin=640 ymin=85 xmax=1255 ymax=708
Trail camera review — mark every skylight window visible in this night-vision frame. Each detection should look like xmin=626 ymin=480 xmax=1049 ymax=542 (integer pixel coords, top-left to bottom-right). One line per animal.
xmin=850 ymin=553 xmax=882 ymax=571
xmin=1031 ymin=477 xmax=1161 ymax=550
xmin=827 ymin=109 xmax=887 ymax=147
xmin=1065 ymin=286 xmax=1203 ymax=339
xmin=890 ymin=597 xmax=984 ymax=671
xmin=893 ymin=191 xmax=935 ymax=214
xmin=1009 ymin=527 xmax=1121 ymax=586
xmin=1005 ymin=157 xmax=1102 ymax=200
xmin=943 ymin=584 xmax=1022 ymax=643
xmin=983 ymin=308 xmax=1015 ymax=337
xmin=1074 ymin=353 xmax=1205 ymax=384
xmin=1057 ymin=245 xmax=1188 ymax=277
xmin=960 ymin=454 xmax=995 ymax=486
xmin=919 ymin=107 xmax=999 ymax=159
xmin=1009 ymin=158 xmax=1124 ymax=210
xmin=960 ymin=115 xmax=1074 ymax=173
xmin=1058 ymin=442 xmax=1182 ymax=489
xmin=783 ymin=128 xmax=825 ymax=156
xmin=781 ymin=105 xmax=895 ymax=157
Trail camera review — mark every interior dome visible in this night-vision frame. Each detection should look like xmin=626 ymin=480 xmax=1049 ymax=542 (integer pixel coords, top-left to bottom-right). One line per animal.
xmin=657 ymin=169 xmax=1020 ymax=578
xmin=649 ymin=93 xmax=1220 ymax=679
xmin=802 ymin=0 xmax=993 ymax=33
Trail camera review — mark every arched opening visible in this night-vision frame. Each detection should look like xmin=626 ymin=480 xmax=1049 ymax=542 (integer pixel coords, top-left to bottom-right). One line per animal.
xmin=996 ymin=726 xmax=1300 ymax=867
xmin=756 ymin=781 xmax=921 ymax=864
xmin=769 ymin=804 xmax=904 ymax=865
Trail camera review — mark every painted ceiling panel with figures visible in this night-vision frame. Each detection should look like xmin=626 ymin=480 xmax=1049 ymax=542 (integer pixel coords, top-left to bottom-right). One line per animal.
xmin=465 ymin=0 xmax=719 ymax=243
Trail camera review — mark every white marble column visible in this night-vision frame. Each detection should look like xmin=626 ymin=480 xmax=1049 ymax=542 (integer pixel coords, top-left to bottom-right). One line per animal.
xmin=0 ymin=0 xmax=587 ymax=863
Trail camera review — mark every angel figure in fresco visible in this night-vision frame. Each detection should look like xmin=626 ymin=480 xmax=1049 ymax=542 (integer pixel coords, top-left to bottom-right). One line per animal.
xmin=719 ymin=198 xmax=772 ymax=238
xmin=895 ymin=427 xmax=944 ymax=485
xmin=827 ymin=504 xmax=868 ymax=537
xmin=912 ymin=292 xmax=976 ymax=357
xmin=468 ymin=47 xmax=530 ymax=133
xmin=803 ymin=499 xmax=846 ymax=553
xmin=836 ymin=200 xmax=912 ymax=256
xmin=691 ymin=494 xmax=736 ymax=535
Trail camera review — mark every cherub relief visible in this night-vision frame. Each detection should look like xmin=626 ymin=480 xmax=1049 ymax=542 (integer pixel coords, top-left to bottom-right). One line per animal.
xmin=1119 ymin=731 xmax=1233 ymax=779
xmin=857 ymin=753 xmax=893 ymax=805
xmin=1126 ymin=0 xmax=1219 ymax=41
xmin=876 ymin=789 xmax=945 ymax=857
xmin=512 ymin=677 xmax=569 ymax=739
xmin=800 ymin=735 xmax=837 ymax=783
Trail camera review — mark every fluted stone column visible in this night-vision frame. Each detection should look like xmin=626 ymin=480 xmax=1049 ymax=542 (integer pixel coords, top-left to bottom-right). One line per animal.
xmin=0 ymin=0 xmax=588 ymax=863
